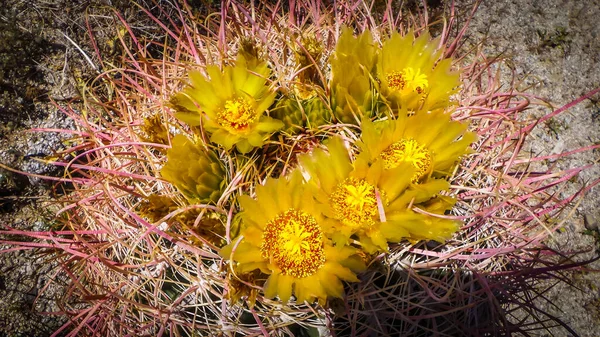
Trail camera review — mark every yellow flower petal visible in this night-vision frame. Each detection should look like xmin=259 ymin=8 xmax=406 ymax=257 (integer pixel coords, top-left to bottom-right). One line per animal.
xmin=233 ymin=243 xmax=263 ymax=264
xmin=294 ymin=282 xmax=311 ymax=304
xmin=264 ymin=273 xmax=280 ymax=299
xmin=210 ymin=129 xmax=238 ymax=151
xmin=318 ymin=271 xmax=344 ymax=299
xmin=277 ymin=274 xmax=294 ymax=303
xmin=385 ymin=212 xmax=458 ymax=242
xmin=255 ymin=116 xmax=284 ymax=132
xmin=324 ymin=263 xmax=359 ymax=283
xmin=379 ymin=163 xmax=414 ymax=201
xmin=235 ymin=139 xmax=254 ymax=154
xmin=239 ymin=195 xmax=268 ymax=227
xmin=255 ymin=92 xmax=277 ymax=115
xmin=379 ymin=219 xmax=411 ymax=242
xmin=242 ymin=226 xmax=263 ymax=244
xmin=173 ymin=111 xmax=202 ymax=127
xmin=254 ymin=184 xmax=280 ymax=222
xmin=238 ymin=261 xmax=270 ymax=274
xmin=246 ymin=132 xmax=264 ymax=147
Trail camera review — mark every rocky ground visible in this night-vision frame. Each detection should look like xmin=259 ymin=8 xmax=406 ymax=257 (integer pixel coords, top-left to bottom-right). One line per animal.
xmin=0 ymin=0 xmax=598 ymax=336
xmin=459 ymin=1 xmax=600 ymax=336
xmin=0 ymin=1 xmax=80 ymax=335
xmin=0 ymin=1 xmax=139 ymax=335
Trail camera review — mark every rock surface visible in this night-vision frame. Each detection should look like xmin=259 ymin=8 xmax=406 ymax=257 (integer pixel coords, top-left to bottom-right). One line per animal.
xmin=458 ymin=0 xmax=600 ymax=335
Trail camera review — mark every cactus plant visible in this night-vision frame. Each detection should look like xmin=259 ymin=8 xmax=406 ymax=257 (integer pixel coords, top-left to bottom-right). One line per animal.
xmin=1 ymin=1 xmax=599 ymax=336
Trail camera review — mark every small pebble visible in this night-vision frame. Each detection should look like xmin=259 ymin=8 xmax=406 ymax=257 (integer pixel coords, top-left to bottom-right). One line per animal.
xmin=584 ymin=214 xmax=598 ymax=231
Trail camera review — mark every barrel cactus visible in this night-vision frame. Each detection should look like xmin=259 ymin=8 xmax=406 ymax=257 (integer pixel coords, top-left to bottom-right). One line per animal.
xmin=0 ymin=1 xmax=597 ymax=337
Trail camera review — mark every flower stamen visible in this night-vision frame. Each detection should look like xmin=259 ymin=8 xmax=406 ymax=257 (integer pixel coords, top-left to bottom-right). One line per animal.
xmin=386 ymin=71 xmax=406 ymax=91
xmin=380 ymin=138 xmax=432 ymax=182
xmin=402 ymin=67 xmax=428 ymax=93
xmin=217 ymin=97 xmax=257 ymax=132
xmin=330 ymin=178 xmax=378 ymax=229
xmin=386 ymin=67 xmax=429 ymax=94
xmin=261 ymin=209 xmax=325 ymax=278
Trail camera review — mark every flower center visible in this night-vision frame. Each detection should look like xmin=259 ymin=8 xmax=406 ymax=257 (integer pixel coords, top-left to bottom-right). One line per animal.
xmin=330 ymin=178 xmax=378 ymax=230
xmin=380 ymin=138 xmax=432 ymax=182
xmin=386 ymin=67 xmax=429 ymax=94
xmin=217 ymin=97 xmax=257 ymax=132
xmin=261 ymin=209 xmax=325 ymax=278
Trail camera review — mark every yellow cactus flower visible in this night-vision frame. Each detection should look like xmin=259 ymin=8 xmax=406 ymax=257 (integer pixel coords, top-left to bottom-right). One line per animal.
xmin=299 ymin=137 xmax=449 ymax=252
xmin=330 ymin=27 xmax=378 ymax=124
xmin=344 ymin=109 xmax=476 ymax=244
xmin=170 ymin=54 xmax=283 ymax=153
xmin=378 ymin=31 xmax=459 ymax=112
xmin=358 ymin=109 xmax=476 ymax=183
xmin=220 ymin=171 xmax=365 ymax=304
xmin=160 ymin=134 xmax=225 ymax=204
